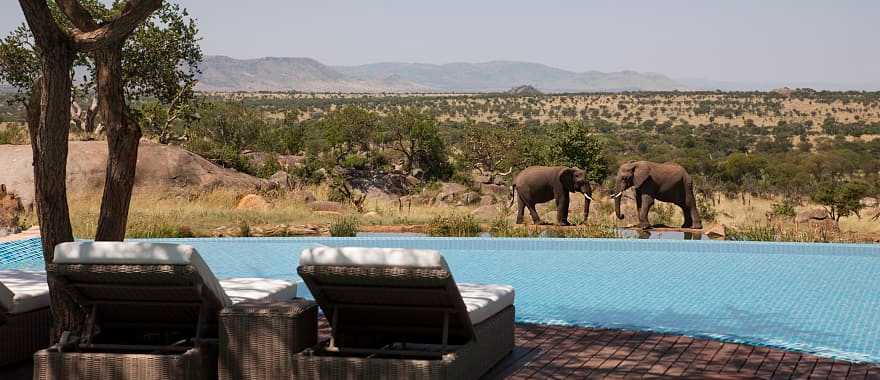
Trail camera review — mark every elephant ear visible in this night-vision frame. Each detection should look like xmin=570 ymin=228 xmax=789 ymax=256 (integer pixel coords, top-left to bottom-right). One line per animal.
xmin=559 ymin=168 xmax=576 ymax=191
xmin=633 ymin=163 xmax=650 ymax=188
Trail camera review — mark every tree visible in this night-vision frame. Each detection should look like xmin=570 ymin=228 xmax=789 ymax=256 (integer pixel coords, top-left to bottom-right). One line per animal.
xmin=546 ymin=121 xmax=609 ymax=183
xmin=811 ymin=180 xmax=869 ymax=222
xmin=13 ymin=0 xmax=164 ymax=341
xmin=384 ymin=109 xmax=450 ymax=180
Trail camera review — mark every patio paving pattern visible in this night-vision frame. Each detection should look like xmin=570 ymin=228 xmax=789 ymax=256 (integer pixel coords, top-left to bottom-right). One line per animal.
xmin=3 ymin=321 xmax=879 ymax=379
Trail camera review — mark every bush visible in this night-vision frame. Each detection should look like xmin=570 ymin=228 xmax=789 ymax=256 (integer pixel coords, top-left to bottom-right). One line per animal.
xmin=771 ymin=200 xmax=797 ymax=218
xmin=727 ymin=224 xmax=776 ymax=241
xmin=0 ymin=124 xmax=27 ymax=144
xmin=330 ymin=215 xmax=359 ymax=237
xmin=697 ymin=195 xmax=717 ymax=222
xmin=254 ymin=155 xmax=282 ymax=179
xmin=427 ymin=214 xmax=481 ymax=237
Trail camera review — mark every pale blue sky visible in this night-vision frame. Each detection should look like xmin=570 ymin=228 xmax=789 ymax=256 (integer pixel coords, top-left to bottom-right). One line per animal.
xmin=2 ymin=0 xmax=878 ymax=84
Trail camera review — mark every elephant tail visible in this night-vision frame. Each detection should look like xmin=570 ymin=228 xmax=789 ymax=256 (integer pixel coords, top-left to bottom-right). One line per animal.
xmin=509 ymin=184 xmax=517 ymax=208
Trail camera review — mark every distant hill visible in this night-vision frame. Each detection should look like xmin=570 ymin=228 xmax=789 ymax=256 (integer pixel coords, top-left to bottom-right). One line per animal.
xmin=506 ymin=85 xmax=543 ymax=95
xmin=197 ymin=56 xmax=685 ymax=93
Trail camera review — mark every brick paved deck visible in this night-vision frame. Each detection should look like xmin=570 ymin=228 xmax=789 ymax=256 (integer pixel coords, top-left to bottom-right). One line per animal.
xmin=4 ymin=322 xmax=879 ymax=379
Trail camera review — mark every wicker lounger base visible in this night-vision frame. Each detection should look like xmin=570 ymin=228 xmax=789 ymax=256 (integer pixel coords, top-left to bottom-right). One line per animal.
xmin=0 ymin=307 xmax=50 ymax=367
xmin=33 ymin=347 xmax=213 ymax=380
xmin=291 ymin=305 xmax=515 ymax=380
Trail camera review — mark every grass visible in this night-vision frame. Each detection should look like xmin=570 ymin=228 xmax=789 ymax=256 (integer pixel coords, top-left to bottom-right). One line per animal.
xmin=329 ymin=215 xmax=359 ymax=237
xmin=10 ymin=186 xmax=879 ymax=242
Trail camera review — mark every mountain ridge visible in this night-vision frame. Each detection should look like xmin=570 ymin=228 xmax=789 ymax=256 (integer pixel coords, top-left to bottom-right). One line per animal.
xmin=197 ymin=55 xmax=685 ymax=93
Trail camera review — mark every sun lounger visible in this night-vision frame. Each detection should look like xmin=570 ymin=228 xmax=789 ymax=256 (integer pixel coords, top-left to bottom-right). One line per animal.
xmin=0 ymin=270 xmax=50 ymax=366
xmin=294 ymin=246 xmax=515 ymax=380
xmin=33 ymin=241 xmax=299 ymax=380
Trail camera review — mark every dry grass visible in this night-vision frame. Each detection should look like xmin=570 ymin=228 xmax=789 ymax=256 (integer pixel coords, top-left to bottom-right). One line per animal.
xmin=13 ymin=186 xmax=879 ymax=241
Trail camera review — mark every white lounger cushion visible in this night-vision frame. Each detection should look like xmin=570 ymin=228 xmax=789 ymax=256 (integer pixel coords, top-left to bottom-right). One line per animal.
xmin=0 ymin=270 xmax=50 ymax=314
xmin=54 ymin=242 xmax=233 ymax=308
xmin=219 ymin=278 xmax=298 ymax=304
xmin=458 ymin=283 xmax=515 ymax=324
xmin=300 ymin=246 xmax=448 ymax=269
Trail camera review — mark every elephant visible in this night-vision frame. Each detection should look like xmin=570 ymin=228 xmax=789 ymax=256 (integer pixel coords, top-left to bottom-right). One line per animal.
xmin=611 ymin=161 xmax=702 ymax=229
xmin=510 ymin=166 xmax=593 ymax=225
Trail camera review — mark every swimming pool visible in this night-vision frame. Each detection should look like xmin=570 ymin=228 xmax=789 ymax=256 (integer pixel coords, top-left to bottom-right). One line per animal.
xmin=2 ymin=236 xmax=879 ymax=363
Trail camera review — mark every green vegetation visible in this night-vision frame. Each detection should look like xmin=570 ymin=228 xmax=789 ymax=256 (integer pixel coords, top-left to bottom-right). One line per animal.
xmin=427 ymin=214 xmax=482 ymax=237
xmin=329 ymin=215 xmax=360 ymax=237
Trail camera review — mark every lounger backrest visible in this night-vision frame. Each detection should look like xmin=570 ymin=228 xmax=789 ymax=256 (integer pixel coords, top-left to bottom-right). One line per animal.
xmin=51 ymin=242 xmax=230 ymax=329
xmin=298 ymin=247 xmax=476 ymax=347
xmin=0 ymin=281 xmax=11 ymax=315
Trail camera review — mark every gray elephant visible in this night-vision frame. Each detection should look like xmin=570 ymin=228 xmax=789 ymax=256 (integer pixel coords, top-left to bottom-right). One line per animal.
xmin=510 ymin=166 xmax=593 ymax=225
xmin=611 ymin=161 xmax=702 ymax=229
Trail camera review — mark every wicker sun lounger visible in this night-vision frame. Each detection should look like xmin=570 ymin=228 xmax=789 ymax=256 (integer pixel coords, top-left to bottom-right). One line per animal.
xmin=33 ymin=241 xmax=299 ymax=380
xmin=294 ymin=246 xmax=516 ymax=380
xmin=0 ymin=270 xmax=50 ymax=366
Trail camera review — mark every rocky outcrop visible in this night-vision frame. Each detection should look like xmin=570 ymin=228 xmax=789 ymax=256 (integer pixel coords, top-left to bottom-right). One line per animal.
xmin=0 ymin=141 xmax=268 ymax=205
xmin=268 ymin=171 xmax=292 ymax=190
xmin=236 ymin=194 xmax=270 ymax=211
xmin=796 ymin=208 xmax=831 ymax=223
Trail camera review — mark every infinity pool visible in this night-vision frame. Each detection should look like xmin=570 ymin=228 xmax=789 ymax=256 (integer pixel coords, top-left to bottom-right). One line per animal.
xmin=2 ymin=237 xmax=879 ymax=363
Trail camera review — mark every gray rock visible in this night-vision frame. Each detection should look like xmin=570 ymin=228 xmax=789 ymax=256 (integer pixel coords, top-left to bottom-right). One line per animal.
xmin=269 ymin=171 xmax=291 ymax=189
xmin=796 ymin=208 xmax=831 ymax=223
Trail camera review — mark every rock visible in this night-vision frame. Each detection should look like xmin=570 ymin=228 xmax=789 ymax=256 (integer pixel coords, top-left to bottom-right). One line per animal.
xmin=310 ymin=201 xmax=344 ymax=212
xmin=471 ymin=205 xmax=501 ymax=219
xmin=861 ymin=197 xmax=879 ymax=208
xmin=0 ymin=184 xmax=23 ymax=229
xmin=796 ymin=208 xmax=831 ymax=223
xmin=405 ymin=175 xmax=421 ymax=187
xmin=363 ymin=211 xmax=381 ymax=219
xmin=0 ymin=141 xmax=268 ymax=205
xmin=459 ymin=192 xmax=481 ymax=206
xmin=440 ymin=182 xmax=468 ymax=197
xmin=236 ymin=194 xmax=270 ymax=211
xmin=313 ymin=210 xmax=342 ymax=218
xmin=480 ymin=195 xmax=496 ymax=206
xmin=289 ymin=190 xmax=316 ymax=204
xmin=491 ymin=175 xmax=506 ymax=186
xmin=704 ymin=224 xmax=726 ymax=239
xmin=480 ymin=183 xmax=509 ymax=197
xmin=277 ymin=155 xmax=306 ymax=170
xmin=268 ymin=171 xmax=291 ymax=190
xmin=241 ymin=150 xmax=273 ymax=168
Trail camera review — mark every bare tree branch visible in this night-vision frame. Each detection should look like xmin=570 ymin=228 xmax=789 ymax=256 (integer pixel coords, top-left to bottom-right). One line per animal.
xmin=69 ymin=0 xmax=163 ymax=51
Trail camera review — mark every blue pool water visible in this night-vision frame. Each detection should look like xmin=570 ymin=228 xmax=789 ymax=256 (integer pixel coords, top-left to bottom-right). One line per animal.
xmin=2 ymin=237 xmax=879 ymax=363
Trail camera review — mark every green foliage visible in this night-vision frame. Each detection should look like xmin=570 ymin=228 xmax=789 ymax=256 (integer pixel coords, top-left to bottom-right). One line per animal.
xmin=254 ymin=155 xmax=282 ymax=179
xmin=770 ymin=200 xmax=797 ymax=218
xmin=811 ymin=180 xmax=869 ymax=221
xmin=649 ymin=203 xmax=676 ymax=226
xmin=545 ymin=121 xmax=610 ymax=182
xmin=727 ymin=224 xmax=777 ymax=241
xmin=696 ymin=195 xmax=717 ymax=222
xmin=427 ymin=214 xmax=482 ymax=237
xmin=384 ymin=109 xmax=451 ymax=180
xmin=488 ymin=218 xmax=621 ymax=238
xmin=329 ymin=215 xmax=360 ymax=237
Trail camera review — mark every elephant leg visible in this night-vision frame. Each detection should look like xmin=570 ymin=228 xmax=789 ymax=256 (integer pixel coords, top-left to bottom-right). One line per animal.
xmin=527 ymin=203 xmax=544 ymax=224
xmin=639 ymin=194 xmax=654 ymax=229
xmin=515 ymin=197 xmax=526 ymax=224
xmin=679 ymin=204 xmax=693 ymax=228
xmin=556 ymin=193 xmax=571 ymax=226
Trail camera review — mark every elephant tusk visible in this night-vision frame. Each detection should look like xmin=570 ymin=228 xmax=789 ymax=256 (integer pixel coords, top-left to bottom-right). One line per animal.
xmin=610 ymin=192 xmax=622 ymax=199
xmin=583 ymin=193 xmax=593 ymax=202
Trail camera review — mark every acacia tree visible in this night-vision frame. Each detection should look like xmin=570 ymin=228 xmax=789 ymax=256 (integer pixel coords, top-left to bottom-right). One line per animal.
xmin=15 ymin=0 xmax=164 ymax=340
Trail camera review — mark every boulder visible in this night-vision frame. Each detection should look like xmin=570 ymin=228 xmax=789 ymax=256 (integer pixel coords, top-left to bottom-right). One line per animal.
xmin=480 ymin=195 xmax=496 ymax=206
xmin=241 ymin=150 xmax=273 ymax=168
xmin=704 ymin=223 xmax=727 ymax=239
xmin=363 ymin=211 xmax=381 ymax=219
xmin=796 ymin=208 xmax=831 ymax=223
xmin=861 ymin=197 xmax=879 ymax=208
xmin=289 ymin=190 xmax=316 ymax=204
xmin=268 ymin=171 xmax=291 ymax=190
xmin=310 ymin=201 xmax=344 ymax=212
xmin=236 ymin=194 xmax=270 ymax=211
xmin=399 ymin=195 xmax=431 ymax=207
xmin=458 ymin=192 xmax=481 ymax=206
xmin=480 ymin=183 xmax=509 ymax=197
xmin=440 ymin=182 xmax=468 ymax=197
xmin=277 ymin=155 xmax=306 ymax=170
xmin=0 ymin=141 xmax=268 ymax=205
xmin=405 ymin=175 xmax=421 ymax=187
xmin=471 ymin=205 xmax=501 ymax=220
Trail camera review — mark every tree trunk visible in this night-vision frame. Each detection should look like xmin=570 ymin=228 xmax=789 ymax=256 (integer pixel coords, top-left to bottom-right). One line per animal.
xmin=25 ymin=37 xmax=82 ymax=344
xmin=94 ymin=44 xmax=141 ymax=241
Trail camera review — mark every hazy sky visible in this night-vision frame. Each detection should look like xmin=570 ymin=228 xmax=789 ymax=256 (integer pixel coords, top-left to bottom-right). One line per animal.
xmin=2 ymin=0 xmax=878 ymax=84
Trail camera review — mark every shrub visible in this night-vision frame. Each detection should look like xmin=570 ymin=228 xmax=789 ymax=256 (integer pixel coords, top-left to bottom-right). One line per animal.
xmin=254 ymin=155 xmax=282 ymax=179
xmin=649 ymin=203 xmax=676 ymax=226
xmin=696 ymin=195 xmax=717 ymax=222
xmin=727 ymin=224 xmax=776 ymax=241
xmin=330 ymin=215 xmax=359 ymax=237
xmin=770 ymin=200 xmax=797 ymax=218
xmin=427 ymin=214 xmax=481 ymax=237
xmin=0 ymin=124 xmax=27 ymax=144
